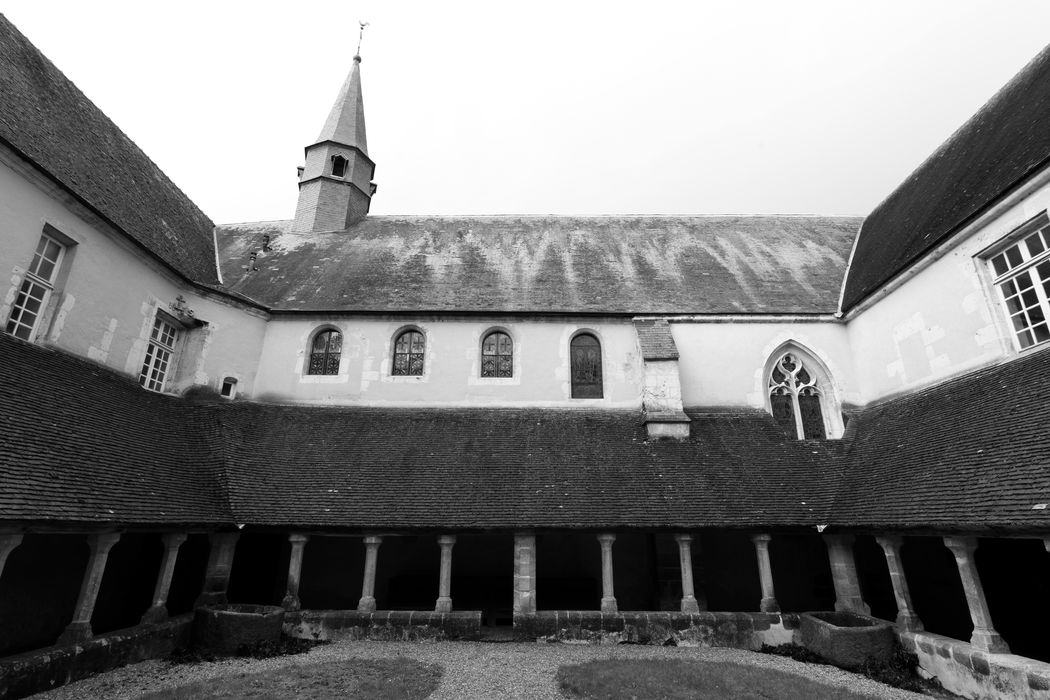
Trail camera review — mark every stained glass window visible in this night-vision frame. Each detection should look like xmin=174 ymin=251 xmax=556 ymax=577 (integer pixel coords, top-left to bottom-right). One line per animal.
xmin=308 ymin=329 xmax=342 ymax=375
xmin=570 ymin=333 xmax=603 ymax=398
xmin=393 ymin=330 xmax=425 ymax=376
xmin=481 ymin=331 xmax=513 ymax=377
xmin=768 ymin=352 xmax=825 ymax=439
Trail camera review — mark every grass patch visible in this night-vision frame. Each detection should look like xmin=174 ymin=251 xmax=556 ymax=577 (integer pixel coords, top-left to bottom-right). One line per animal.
xmin=140 ymin=657 xmax=441 ymax=699
xmin=557 ymin=659 xmax=877 ymax=699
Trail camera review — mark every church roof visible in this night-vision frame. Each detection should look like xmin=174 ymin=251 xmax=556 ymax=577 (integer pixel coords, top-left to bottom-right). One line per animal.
xmin=841 ymin=42 xmax=1050 ymax=312
xmin=315 ymin=56 xmax=368 ymax=153
xmin=0 ymin=14 xmax=220 ymax=285
xmin=216 ymin=215 xmax=860 ymax=314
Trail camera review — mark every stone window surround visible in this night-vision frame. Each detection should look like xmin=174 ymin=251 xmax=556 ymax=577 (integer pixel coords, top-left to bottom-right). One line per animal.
xmin=762 ymin=341 xmax=844 ymax=439
xmin=979 ymin=210 xmax=1050 ymax=353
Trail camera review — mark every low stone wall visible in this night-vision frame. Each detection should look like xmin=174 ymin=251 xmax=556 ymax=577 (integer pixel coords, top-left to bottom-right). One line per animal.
xmin=514 ymin=611 xmax=799 ymax=647
xmin=901 ymin=630 xmax=1050 ymax=700
xmin=285 ymin=610 xmax=482 ymax=642
xmin=0 ymin=616 xmax=191 ymax=700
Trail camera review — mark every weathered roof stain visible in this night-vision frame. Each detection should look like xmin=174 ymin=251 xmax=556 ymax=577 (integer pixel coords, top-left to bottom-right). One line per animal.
xmin=216 ymin=215 xmax=860 ymax=313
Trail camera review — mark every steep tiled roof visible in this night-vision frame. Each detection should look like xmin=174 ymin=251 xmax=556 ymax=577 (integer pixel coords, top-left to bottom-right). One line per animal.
xmin=0 ymin=333 xmax=231 ymax=526
xmin=634 ymin=319 xmax=679 ymax=360
xmin=842 ymin=43 xmax=1050 ymax=312
xmin=0 ymin=15 xmax=220 ymax=284
xmin=830 ymin=346 xmax=1050 ymax=530
xmin=215 ymin=216 xmax=860 ymax=314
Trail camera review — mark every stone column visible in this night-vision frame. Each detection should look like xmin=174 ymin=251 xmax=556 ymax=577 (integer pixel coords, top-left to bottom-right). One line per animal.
xmin=597 ymin=533 xmax=617 ymax=613
xmin=141 ymin=533 xmax=187 ymax=624
xmin=944 ymin=536 xmax=1010 ymax=653
xmin=58 ymin=532 xmax=120 ymax=644
xmin=824 ymin=533 xmax=871 ymax=614
xmin=874 ymin=535 xmax=923 ymax=631
xmin=513 ymin=531 xmax=537 ymax=614
xmin=357 ymin=536 xmax=382 ymax=612
xmin=282 ymin=534 xmax=310 ymax=611
xmin=435 ymin=535 xmax=456 ymax=613
xmin=674 ymin=534 xmax=700 ymax=614
xmin=751 ymin=534 xmax=780 ymax=613
xmin=0 ymin=533 xmax=24 ymax=580
xmin=195 ymin=531 xmax=240 ymax=607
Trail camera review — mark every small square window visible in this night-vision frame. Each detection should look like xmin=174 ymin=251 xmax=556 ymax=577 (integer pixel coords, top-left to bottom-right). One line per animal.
xmin=220 ymin=377 xmax=238 ymax=398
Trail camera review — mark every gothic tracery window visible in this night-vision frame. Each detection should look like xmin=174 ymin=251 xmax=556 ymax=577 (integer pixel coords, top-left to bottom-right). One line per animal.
xmin=393 ymin=329 xmax=425 ymax=376
xmin=307 ymin=329 xmax=342 ymax=375
xmin=481 ymin=330 xmax=513 ymax=377
xmin=768 ymin=352 xmax=826 ymax=439
xmin=570 ymin=333 xmax=603 ymax=398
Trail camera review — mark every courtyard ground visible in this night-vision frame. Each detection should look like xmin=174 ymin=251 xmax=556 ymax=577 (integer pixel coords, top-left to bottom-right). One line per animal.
xmin=33 ymin=641 xmax=928 ymax=699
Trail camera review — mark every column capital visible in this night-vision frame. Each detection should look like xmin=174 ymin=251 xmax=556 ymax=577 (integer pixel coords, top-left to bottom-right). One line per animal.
xmin=673 ymin=533 xmax=693 ymax=544
xmin=751 ymin=533 xmax=772 ymax=546
xmin=90 ymin=532 xmax=121 ymax=555
xmin=874 ymin=534 xmax=903 ymax=550
xmin=822 ymin=532 xmax=855 ymax=547
xmin=1044 ymin=538 xmax=1049 ymax=554
xmin=596 ymin=533 xmax=616 ymax=546
xmin=363 ymin=535 xmax=383 ymax=546
xmin=944 ymin=536 xmax=978 ymax=557
xmin=438 ymin=535 xmax=457 ymax=547
xmin=162 ymin=532 xmax=188 ymax=549
xmin=289 ymin=533 xmax=310 ymax=545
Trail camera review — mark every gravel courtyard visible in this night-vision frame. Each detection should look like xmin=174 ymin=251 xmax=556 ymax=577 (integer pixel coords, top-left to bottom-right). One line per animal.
xmin=33 ymin=641 xmax=929 ymax=699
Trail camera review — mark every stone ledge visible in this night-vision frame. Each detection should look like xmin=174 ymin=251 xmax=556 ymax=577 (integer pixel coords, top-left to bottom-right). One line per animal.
xmin=901 ymin=629 xmax=1050 ymax=700
xmin=514 ymin=611 xmax=798 ymax=648
xmin=0 ymin=616 xmax=191 ymax=700
xmin=285 ymin=609 xmax=481 ymax=642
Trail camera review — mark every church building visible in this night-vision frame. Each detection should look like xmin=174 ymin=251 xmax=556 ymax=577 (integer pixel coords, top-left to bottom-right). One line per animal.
xmin=0 ymin=13 xmax=1048 ymax=699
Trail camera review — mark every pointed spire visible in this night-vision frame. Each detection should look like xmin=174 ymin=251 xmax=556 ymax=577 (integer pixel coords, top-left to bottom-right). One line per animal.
xmin=315 ymin=56 xmax=367 ymax=154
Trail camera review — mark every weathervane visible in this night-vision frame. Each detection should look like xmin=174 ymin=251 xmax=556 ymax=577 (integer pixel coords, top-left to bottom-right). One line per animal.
xmin=356 ymin=21 xmax=369 ymax=59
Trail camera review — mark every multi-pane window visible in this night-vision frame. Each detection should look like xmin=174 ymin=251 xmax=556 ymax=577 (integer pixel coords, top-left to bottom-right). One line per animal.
xmin=392 ymin=330 xmax=425 ymax=376
xmin=989 ymin=224 xmax=1050 ymax=349
xmin=570 ymin=333 xmax=603 ymax=398
xmin=5 ymin=233 xmax=64 ymax=341
xmin=481 ymin=331 xmax=513 ymax=377
xmin=307 ymin=329 xmax=342 ymax=375
xmin=768 ymin=352 xmax=825 ymax=439
xmin=139 ymin=315 xmax=180 ymax=392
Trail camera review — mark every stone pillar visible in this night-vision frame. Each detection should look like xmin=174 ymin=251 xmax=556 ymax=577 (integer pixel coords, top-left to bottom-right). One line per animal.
xmin=196 ymin=531 xmax=240 ymax=607
xmin=513 ymin=532 xmax=537 ymax=614
xmin=0 ymin=533 xmax=24 ymax=580
xmin=597 ymin=533 xmax=617 ymax=613
xmin=141 ymin=533 xmax=187 ymax=624
xmin=874 ymin=535 xmax=923 ymax=631
xmin=282 ymin=534 xmax=310 ymax=611
xmin=357 ymin=536 xmax=382 ymax=612
xmin=674 ymin=534 xmax=700 ymax=614
xmin=751 ymin=534 xmax=780 ymax=613
xmin=435 ymin=535 xmax=456 ymax=613
xmin=58 ymin=532 xmax=120 ymax=644
xmin=824 ymin=533 xmax=871 ymax=615
xmin=944 ymin=536 xmax=1010 ymax=653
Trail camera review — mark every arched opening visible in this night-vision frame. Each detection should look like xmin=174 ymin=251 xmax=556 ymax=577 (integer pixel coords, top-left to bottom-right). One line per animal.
xmin=392 ymin=329 xmax=425 ymax=376
xmin=481 ymin=330 xmax=513 ymax=377
xmin=570 ymin=332 xmax=603 ymax=398
xmin=331 ymin=155 xmax=348 ymax=178
xmin=764 ymin=343 xmax=840 ymax=439
xmin=307 ymin=328 xmax=342 ymax=375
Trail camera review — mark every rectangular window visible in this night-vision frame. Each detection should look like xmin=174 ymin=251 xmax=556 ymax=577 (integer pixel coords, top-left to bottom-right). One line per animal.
xmin=139 ymin=314 xmax=180 ymax=392
xmin=988 ymin=221 xmax=1050 ymax=350
xmin=5 ymin=232 xmax=65 ymax=341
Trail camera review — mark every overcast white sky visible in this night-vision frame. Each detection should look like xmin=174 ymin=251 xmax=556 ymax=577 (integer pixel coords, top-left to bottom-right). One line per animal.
xmin=5 ymin=1 xmax=1050 ymax=224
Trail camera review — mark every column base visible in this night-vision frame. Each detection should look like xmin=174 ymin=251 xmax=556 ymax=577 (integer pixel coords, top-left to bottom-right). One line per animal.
xmin=435 ymin=597 xmax=452 ymax=613
xmin=194 ymin=591 xmax=228 ymax=608
xmin=281 ymin=595 xmax=301 ymax=612
xmin=834 ymin=598 xmax=871 ymax=616
xmin=896 ymin=611 xmax=924 ymax=632
xmin=680 ymin=596 xmax=700 ymax=614
xmin=140 ymin=605 xmax=169 ymax=625
xmin=57 ymin=621 xmax=92 ymax=646
xmin=600 ymin=597 xmax=618 ymax=613
xmin=971 ymin=628 xmax=1010 ymax=654
xmin=357 ymin=596 xmax=376 ymax=613
xmin=759 ymin=597 xmax=780 ymax=613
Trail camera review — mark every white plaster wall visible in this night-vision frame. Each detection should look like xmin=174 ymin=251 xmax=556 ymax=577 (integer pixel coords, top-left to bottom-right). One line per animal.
xmin=0 ymin=158 xmax=267 ymax=396
xmin=252 ymin=316 xmax=643 ymax=407
xmin=845 ymin=174 xmax=1050 ymax=405
xmin=671 ymin=322 xmax=857 ymax=410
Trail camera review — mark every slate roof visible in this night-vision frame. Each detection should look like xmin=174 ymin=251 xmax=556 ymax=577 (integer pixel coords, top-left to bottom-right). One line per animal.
xmin=0 ymin=333 xmax=231 ymax=527
xmin=316 ymin=57 xmax=368 ymax=152
xmin=841 ymin=42 xmax=1050 ymax=313
xmin=633 ymin=319 xmax=679 ymax=360
xmin=215 ymin=216 xmax=861 ymax=314
xmin=0 ymin=14 xmax=220 ymax=284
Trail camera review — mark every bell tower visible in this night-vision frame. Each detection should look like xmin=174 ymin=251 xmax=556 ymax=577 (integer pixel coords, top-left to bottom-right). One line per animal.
xmin=292 ymin=50 xmax=377 ymax=233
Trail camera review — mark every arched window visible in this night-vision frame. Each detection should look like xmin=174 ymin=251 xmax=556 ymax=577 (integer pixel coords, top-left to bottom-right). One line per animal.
xmin=570 ymin=333 xmax=603 ymax=398
xmin=393 ymin=329 xmax=425 ymax=376
xmin=481 ymin=331 xmax=513 ymax=377
xmin=307 ymin=329 xmax=342 ymax=375
xmin=768 ymin=352 xmax=826 ymax=439
xmin=331 ymin=155 xmax=348 ymax=178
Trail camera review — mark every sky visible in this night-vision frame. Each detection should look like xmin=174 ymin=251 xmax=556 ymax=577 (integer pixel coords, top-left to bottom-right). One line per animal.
xmin=5 ymin=1 xmax=1050 ymax=224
